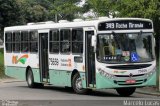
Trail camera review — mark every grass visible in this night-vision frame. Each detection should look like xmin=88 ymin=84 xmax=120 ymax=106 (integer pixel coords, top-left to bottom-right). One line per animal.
xmin=0 ymin=48 xmax=4 ymax=78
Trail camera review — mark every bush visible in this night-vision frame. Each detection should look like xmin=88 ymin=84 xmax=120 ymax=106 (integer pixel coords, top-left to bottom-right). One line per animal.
xmin=0 ymin=48 xmax=4 ymax=78
xmin=0 ymin=64 xmax=4 ymax=78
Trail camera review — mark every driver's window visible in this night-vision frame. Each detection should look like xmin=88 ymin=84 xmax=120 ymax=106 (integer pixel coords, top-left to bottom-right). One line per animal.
xmin=102 ymin=35 xmax=115 ymax=56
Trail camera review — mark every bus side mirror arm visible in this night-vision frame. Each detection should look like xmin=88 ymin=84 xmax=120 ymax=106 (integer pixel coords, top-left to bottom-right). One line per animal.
xmin=91 ymin=35 xmax=96 ymax=52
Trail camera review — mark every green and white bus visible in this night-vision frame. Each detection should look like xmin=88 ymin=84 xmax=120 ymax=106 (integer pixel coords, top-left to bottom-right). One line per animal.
xmin=4 ymin=18 xmax=156 ymax=96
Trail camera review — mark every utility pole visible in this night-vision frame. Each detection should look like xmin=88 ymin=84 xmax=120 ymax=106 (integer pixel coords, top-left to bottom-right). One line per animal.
xmin=157 ymin=16 xmax=160 ymax=91
xmin=55 ymin=14 xmax=58 ymax=23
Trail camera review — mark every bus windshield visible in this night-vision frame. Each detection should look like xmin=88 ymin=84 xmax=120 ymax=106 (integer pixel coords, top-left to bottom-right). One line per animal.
xmin=97 ymin=33 xmax=155 ymax=64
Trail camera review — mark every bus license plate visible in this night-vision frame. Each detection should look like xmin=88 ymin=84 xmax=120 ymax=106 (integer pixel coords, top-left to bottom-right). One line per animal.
xmin=126 ymin=79 xmax=136 ymax=84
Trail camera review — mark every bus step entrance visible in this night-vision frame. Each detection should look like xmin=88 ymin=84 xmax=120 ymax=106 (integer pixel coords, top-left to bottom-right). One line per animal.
xmin=89 ymin=84 xmax=96 ymax=88
xmin=42 ymin=78 xmax=50 ymax=83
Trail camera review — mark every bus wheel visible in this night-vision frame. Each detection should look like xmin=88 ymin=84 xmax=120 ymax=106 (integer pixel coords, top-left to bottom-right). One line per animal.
xmin=72 ymin=73 xmax=88 ymax=94
xmin=116 ymin=87 xmax=136 ymax=96
xmin=27 ymin=69 xmax=36 ymax=88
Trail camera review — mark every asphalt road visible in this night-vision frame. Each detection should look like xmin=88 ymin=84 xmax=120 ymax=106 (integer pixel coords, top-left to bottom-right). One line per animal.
xmin=0 ymin=80 xmax=160 ymax=106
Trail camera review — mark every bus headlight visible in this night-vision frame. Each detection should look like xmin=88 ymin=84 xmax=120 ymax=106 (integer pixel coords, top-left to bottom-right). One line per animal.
xmin=97 ymin=68 xmax=115 ymax=79
xmin=145 ymin=67 xmax=156 ymax=77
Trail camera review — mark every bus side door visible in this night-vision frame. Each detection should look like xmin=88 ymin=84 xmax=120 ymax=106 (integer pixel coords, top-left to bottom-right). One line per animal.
xmin=38 ymin=30 xmax=49 ymax=82
xmin=84 ymin=27 xmax=96 ymax=87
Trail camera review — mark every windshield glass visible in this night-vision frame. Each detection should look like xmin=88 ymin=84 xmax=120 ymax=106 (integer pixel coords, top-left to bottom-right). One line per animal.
xmin=97 ymin=33 xmax=155 ymax=63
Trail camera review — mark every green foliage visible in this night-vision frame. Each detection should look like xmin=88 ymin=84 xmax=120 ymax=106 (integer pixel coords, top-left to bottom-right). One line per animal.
xmin=16 ymin=0 xmax=49 ymax=23
xmin=0 ymin=48 xmax=4 ymax=78
xmin=87 ymin=0 xmax=114 ymax=17
xmin=0 ymin=0 xmax=22 ymax=26
xmin=115 ymin=0 xmax=157 ymax=18
xmin=0 ymin=0 xmax=23 ymax=38
xmin=0 ymin=0 xmax=82 ymax=32
xmin=87 ymin=0 xmax=160 ymax=36
xmin=49 ymin=0 xmax=82 ymax=21
xmin=114 ymin=0 xmax=160 ymax=37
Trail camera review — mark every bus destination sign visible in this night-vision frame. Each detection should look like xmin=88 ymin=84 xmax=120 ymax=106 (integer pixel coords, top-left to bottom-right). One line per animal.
xmin=98 ymin=20 xmax=152 ymax=31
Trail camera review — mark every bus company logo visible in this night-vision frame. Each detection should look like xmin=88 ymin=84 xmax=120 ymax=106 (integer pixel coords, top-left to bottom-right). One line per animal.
xmin=129 ymin=73 xmax=133 ymax=78
xmin=12 ymin=54 xmax=29 ymax=64
xmin=113 ymin=70 xmax=127 ymax=74
xmin=61 ymin=58 xmax=72 ymax=67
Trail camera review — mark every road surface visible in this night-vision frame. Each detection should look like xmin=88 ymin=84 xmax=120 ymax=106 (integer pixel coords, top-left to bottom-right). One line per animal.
xmin=0 ymin=80 xmax=159 ymax=106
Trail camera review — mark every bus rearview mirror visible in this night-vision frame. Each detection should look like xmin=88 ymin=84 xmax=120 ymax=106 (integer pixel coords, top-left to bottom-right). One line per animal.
xmin=91 ymin=36 xmax=96 ymax=47
xmin=91 ymin=35 xmax=96 ymax=52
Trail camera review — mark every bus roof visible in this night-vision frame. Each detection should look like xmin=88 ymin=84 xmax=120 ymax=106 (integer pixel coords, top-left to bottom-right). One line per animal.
xmin=4 ymin=18 xmax=152 ymax=32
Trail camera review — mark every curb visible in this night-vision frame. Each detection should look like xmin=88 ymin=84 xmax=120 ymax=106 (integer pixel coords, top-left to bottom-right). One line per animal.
xmin=0 ymin=78 xmax=23 ymax=83
xmin=2 ymin=80 xmax=24 ymax=83
xmin=136 ymin=90 xmax=160 ymax=96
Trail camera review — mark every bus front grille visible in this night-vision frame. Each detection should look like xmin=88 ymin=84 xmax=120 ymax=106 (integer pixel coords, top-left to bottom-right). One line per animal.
xmin=115 ymin=74 xmax=145 ymax=77
xmin=107 ymin=64 xmax=151 ymax=70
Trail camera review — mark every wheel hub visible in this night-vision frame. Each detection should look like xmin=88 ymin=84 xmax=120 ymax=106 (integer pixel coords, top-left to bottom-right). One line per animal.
xmin=28 ymin=74 xmax=32 ymax=85
xmin=76 ymin=77 xmax=82 ymax=90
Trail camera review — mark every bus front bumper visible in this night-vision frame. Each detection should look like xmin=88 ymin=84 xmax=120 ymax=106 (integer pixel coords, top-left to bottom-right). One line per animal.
xmin=95 ymin=72 xmax=156 ymax=89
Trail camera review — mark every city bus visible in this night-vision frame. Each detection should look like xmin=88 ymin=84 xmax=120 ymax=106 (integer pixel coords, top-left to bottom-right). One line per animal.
xmin=4 ymin=18 xmax=156 ymax=96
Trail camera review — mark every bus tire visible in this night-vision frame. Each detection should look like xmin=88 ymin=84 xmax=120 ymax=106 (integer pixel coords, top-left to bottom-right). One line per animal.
xmin=26 ymin=68 xmax=36 ymax=88
xmin=72 ymin=73 xmax=88 ymax=94
xmin=116 ymin=87 xmax=136 ymax=96
xmin=26 ymin=69 xmax=44 ymax=88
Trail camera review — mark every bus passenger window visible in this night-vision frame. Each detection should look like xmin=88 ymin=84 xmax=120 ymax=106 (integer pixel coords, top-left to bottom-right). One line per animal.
xmin=21 ymin=31 xmax=29 ymax=52
xmin=72 ymin=28 xmax=83 ymax=54
xmin=60 ymin=29 xmax=71 ymax=53
xmin=49 ymin=30 xmax=59 ymax=53
xmin=13 ymin=32 xmax=20 ymax=52
xmin=30 ymin=31 xmax=38 ymax=53
xmin=5 ymin=32 xmax=12 ymax=52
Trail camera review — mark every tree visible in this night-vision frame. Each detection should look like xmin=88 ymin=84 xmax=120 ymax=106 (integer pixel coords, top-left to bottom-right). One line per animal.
xmin=86 ymin=0 xmax=114 ymax=17
xmin=16 ymin=0 xmax=49 ymax=23
xmin=86 ymin=0 xmax=160 ymax=36
xmin=113 ymin=0 xmax=160 ymax=36
xmin=0 ymin=0 xmax=23 ymax=39
xmin=49 ymin=0 xmax=82 ymax=21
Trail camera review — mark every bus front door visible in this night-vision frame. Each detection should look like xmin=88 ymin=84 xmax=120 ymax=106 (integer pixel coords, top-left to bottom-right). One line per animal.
xmin=85 ymin=31 xmax=96 ymax=87
xmin=39 ymin=32 xmax=49 ymax=82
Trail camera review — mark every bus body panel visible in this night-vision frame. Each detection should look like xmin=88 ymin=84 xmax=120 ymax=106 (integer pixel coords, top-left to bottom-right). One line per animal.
xmin=48 ymin=52 xmax=86 ymax=87
xmin=5 ymin=53 xmax=39 ymax=68
xmin=49 ymin=69 xmax=71 ymax=87
xmin=5 ymin=52 xmax=40 ymax=82
xmin=5 ymin=66 xmax=26 ymax=80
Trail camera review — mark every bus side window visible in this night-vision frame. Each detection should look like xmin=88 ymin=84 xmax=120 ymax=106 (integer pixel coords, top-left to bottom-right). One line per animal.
xmin=72 ymin=28 xmax=83 ymax=54
xmin=5 ymin=32 xmax=12 ymax=52
xmin=21 ymin=31 xmax=29 ymax=52
xmin=30 ymin=31 xmax=38 ymax=53
xmin=60 ymin=29 xmax=71 ymax=53
xmin=12 ymin=32 xmax=20 ymax=52
xmin=49 ymin=30 xmax=59 ymax=53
